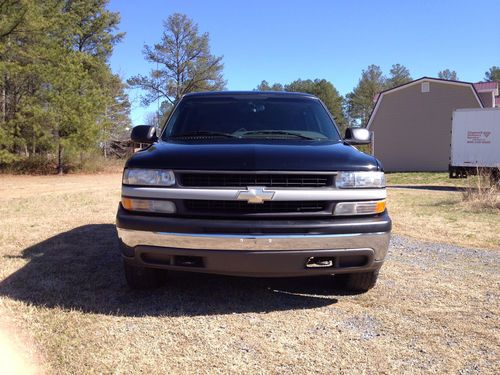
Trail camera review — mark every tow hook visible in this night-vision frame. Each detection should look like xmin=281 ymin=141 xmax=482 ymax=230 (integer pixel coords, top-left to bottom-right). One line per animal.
xmin=306 ymin=257 xmax=335 ymax=268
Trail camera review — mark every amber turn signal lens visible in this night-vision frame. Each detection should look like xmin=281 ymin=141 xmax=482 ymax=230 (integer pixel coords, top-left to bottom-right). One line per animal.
xmin=121 ymin=197 xmax=133 ymax=210
xmin=375 ymin=200 xmax=386 ymax=214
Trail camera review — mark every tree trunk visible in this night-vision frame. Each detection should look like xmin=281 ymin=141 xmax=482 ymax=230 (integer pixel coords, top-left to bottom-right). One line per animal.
xmin=1 ymin=84 xmax=5 ymax=124
xmin=2 ymin=40 xmax=9 ymax=125
xmin=32 ymin=133 xmax=36 ymax=156
xmin=57 ymin=143 xmax=64 ymax=175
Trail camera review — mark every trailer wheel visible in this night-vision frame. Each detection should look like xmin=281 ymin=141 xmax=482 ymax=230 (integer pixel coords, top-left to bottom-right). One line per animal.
xmin=490 ymin=169 xmax=500 ymax=187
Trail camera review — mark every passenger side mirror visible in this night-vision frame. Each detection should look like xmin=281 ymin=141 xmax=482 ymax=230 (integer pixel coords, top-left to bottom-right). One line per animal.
xmin=344 ymin=127 xmax=371 ymax=145
xmin=131 ymin=125 xmax=158 ymax=144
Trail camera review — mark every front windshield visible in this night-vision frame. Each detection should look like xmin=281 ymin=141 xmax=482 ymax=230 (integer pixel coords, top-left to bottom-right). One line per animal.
xmin=161 ymin=96 xmax=341 ymax=141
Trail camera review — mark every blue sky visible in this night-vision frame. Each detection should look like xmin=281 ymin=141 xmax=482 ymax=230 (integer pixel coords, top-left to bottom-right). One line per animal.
xmin=108 ymin=0 xmax=500 ymax=125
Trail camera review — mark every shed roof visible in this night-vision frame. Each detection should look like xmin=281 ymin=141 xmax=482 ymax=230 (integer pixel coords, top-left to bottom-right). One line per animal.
xmin=473 ymin=81 xmax=498 ymax=93
xmin=367 ymin=77 xmax=484 ymax=129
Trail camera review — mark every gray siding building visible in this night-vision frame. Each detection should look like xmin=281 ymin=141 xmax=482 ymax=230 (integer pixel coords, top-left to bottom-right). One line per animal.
xmin=367 ymin=77 xmax=483 ymax=172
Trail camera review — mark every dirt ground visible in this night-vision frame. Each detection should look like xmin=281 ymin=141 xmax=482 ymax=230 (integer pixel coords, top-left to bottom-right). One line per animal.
xmin=0 ymin=174 xmax=498 ymax=374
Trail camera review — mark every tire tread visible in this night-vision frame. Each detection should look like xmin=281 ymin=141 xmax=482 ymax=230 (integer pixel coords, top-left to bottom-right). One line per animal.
xmin=338 ymin=270 xmax=379 ymax=292
xmin=123 ymin=261 xmax=165 ymax=289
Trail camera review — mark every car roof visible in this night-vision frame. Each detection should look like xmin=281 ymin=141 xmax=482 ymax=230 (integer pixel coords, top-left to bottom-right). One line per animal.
xmin=182 ymin=91 xmax=318 ymax=99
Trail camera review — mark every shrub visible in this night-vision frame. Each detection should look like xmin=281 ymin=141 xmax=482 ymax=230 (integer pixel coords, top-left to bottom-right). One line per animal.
xmin=0 ymin=153 xmax=125 ymax=175
xmin=1 ymin=155 xmax=57 ymax=175
xmin=67 ymin=154 xmax=125 ymax=174
xmin=461 ymin=168 xmax=500 ymax=211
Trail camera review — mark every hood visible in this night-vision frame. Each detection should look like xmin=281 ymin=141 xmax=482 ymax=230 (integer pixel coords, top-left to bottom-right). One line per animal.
xmin=125 ymin=139 xmax=380 ymax=171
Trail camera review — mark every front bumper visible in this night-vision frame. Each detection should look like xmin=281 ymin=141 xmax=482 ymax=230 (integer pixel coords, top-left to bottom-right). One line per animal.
xmin=116 ymin=206 xmax=391 ymax=277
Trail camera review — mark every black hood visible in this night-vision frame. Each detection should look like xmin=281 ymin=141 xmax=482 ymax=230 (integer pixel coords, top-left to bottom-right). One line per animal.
xmin=125 ymin=139 xmax=380 ymax=171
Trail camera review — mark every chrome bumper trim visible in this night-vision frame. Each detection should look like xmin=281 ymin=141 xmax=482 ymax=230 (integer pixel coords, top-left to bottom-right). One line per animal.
xmin=117 ymin=229 xmax=390 ymax=260
xmin=121 ymin=186 xmax=387 ymax=201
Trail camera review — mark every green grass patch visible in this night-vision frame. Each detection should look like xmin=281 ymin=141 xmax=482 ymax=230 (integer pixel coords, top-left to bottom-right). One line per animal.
xmin=385 ymin=172 xmax=468 ymax=187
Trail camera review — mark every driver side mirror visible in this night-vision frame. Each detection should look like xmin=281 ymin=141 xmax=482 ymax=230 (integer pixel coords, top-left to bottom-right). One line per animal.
xmin=131 ymin=125 xmax=158 ymax=144
xmin=344 ymin=128 xmax=371 ymax=145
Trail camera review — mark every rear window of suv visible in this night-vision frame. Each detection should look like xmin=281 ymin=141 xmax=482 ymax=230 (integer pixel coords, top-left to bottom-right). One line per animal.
xmin=161 ymin=96 xmax=341 ymax=141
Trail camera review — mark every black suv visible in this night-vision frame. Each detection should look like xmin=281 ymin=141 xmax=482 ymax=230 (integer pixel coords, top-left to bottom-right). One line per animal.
xmin=116 ymin=91 xmax=391 ymax=291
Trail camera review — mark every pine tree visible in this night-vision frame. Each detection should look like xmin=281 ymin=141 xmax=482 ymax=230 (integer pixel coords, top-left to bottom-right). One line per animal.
xmin=0 ymin=0 xmax=130 ymax=171
xmin=386 ymin=64 xmax=412 ymax=88
xmin=438 ymin=69 xmax=458 ymax=80
xmin=346 ymin=65 xmax=385 ymax=126
xmin=256 ymin=80 xmax=284 ymax=91
xmin=128 ymin=13 xmax=226 ymax=106
xmin=284 ymin=79 xmax=347 ymax=131
xmin=484 ymin=66 xmax=500 ymax=83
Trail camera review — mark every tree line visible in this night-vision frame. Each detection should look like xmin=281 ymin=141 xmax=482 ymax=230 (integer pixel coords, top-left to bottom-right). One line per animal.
xmin=256 ymin=66 xmax=499 ymax=130
xmin=0 ymin=0 xmax=130 ymax=173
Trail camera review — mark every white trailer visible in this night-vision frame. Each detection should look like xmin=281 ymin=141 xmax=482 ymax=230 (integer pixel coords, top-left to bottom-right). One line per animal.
xmin=449 ymin=108 xmax=500 ymax=180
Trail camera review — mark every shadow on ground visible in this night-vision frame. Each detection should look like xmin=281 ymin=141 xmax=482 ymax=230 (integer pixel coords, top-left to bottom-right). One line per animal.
xmin=0 ymin=224 xmax=344 ymax=317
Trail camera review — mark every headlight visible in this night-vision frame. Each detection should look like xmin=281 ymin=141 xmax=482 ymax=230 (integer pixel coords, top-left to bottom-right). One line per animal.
xmin=122 ymin=198 xmax=176 ymax=214
xmin=335 ymin=171 xmax=385 ymax=188
xmin=123 ymin=169 xmax=175 ymax=186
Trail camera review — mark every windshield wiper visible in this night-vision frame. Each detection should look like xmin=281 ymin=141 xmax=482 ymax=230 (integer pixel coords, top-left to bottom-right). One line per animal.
xmin=239 ymin=130 xmax=319 ymax=140
xmin=169 ymin=131 xmax=239 ymax=139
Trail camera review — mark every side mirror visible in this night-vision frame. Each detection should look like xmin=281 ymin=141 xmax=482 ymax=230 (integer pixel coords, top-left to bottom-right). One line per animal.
xmin=131 ymin=125 xmax=158 ymax=144
xmin=344 ymin=128 xmax=371 ymax=145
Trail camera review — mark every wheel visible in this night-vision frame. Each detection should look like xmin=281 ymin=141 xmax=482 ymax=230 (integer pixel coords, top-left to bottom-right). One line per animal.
xmin=489 ymin=169 xmax=500 ymax=187
xmin=123 ymin=260 xmax=166 ymax=289
xmin=336 ymin=270 xmax=379 ymax=292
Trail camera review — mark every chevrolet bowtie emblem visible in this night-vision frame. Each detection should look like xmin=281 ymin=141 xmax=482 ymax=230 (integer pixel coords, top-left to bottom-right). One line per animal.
xmin=236 ymin=186 xmax=275 ymax=204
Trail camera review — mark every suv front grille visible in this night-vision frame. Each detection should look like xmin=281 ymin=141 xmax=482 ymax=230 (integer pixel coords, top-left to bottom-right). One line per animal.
xmin=179 ymin=173 xmax=332 ymax=187
xmin=184 ymin=200 xmax=328 ymax=214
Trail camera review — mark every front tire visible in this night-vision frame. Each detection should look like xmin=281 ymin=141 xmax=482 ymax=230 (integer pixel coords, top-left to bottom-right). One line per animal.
xmin=123 ymin=261 xmax=165 ymax=289
xmin=337 ymin=270 xmax=379 ymax=292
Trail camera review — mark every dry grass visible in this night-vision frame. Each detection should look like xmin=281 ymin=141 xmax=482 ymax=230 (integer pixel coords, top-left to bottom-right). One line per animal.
xmin=0 ymin=173 xmax=498 ymax=374
xmin=460 ymin=169 xmax=500 ymax=211
xmin=388 ymin=188 xmax=499 ymax=250
xmin=385 ymin=171 xmax=499 ymax=249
